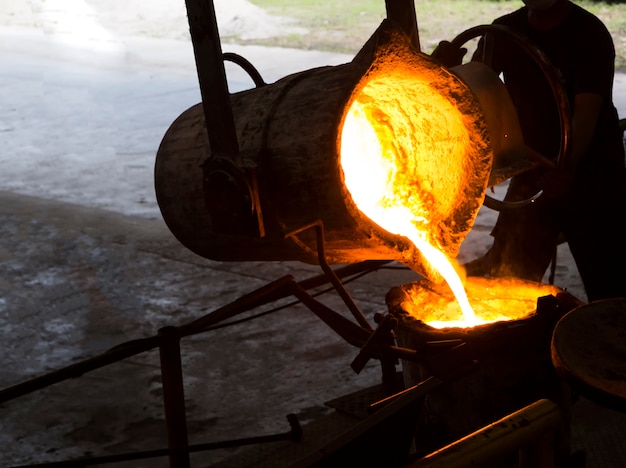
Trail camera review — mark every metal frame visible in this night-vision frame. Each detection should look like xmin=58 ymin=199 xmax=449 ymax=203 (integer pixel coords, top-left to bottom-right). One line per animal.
xmin=0 ymin=211 xmax=479 ymax=466
xmin=2 ymin=1 xmax=583 ymax=465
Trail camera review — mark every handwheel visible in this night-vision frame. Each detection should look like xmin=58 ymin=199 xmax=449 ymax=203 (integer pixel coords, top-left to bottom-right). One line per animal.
xmin=450 ymin=24 xmax=572 ymax=211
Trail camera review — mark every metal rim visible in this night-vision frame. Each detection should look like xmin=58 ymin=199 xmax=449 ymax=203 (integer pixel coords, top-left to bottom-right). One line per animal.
xmin=450 ymin=24 xmax=572 ymax=211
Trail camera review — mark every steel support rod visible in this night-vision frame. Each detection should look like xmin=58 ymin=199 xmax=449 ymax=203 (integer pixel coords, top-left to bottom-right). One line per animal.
xmin=184 ymin=0 xmax=239 ymax=160
xmin=285 ymin=221 xmax=374 ymax=331
xmin=158 ymin=326 xmax=191 ymax=468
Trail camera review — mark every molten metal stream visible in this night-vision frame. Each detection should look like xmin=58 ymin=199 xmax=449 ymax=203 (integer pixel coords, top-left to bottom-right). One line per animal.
xmin=399 ymin=277 xmax=562 ymax=329
xmin=409 ymin=234 xmax=478 ymax=325
xmin=341 ymin=72 xmax=480 ymax=327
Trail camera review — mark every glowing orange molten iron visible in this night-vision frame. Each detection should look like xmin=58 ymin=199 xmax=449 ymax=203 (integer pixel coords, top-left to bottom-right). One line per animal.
xmin=339 ymin=52 xmax=555 ymax=329
xmin=341 ymin=81 xmax=478 ymax=326
xmin=338 ymin=70 xmax=476 ymax=327
xmin=395 ymin=277 xmax=563 ymax=329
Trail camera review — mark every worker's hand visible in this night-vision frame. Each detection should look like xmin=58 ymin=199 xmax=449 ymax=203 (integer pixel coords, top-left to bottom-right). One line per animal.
xmin=538 ymin=169 xmax=575 ymax=200
xmin=431 ymin=41 xmax=467 ymax=68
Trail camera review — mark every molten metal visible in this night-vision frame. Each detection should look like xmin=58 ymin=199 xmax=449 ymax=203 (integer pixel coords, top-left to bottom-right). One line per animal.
xmin=340 ymin=61 xmax=490 ymax=315
xmin=394 ymin=277 xmax=562 ymax=329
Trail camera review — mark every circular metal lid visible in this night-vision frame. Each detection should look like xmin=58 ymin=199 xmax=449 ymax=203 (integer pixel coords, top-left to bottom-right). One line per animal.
xmin=552 ymin=298 xmax=626 ymax=412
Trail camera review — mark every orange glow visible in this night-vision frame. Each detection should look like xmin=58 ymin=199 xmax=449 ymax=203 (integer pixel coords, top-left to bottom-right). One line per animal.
xmin=340 ymin=66 xmax=484 ymax=325
xmin=399 ymin=277 xmax=562 ymax=329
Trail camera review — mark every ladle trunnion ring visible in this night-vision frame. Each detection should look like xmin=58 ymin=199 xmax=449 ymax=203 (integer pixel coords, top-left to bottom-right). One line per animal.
xmin=155 ymin=19 xmax=498 ymax=280
xmin=449 ymin=24 xmax=572 ymax=211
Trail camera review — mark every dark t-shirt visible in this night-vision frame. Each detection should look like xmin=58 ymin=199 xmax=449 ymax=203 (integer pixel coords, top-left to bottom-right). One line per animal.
xmin=475 ymin=3 xmax=624 ymax=177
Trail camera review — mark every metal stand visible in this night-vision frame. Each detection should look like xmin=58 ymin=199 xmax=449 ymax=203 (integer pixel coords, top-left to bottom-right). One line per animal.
xmin=0 ymin=252 xmax=414 ymax=466
xmin=159 ymin=326 xmax=191 ymax=468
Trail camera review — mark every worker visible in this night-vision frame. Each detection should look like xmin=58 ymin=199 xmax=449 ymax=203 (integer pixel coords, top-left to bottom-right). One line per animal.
xmin=433 ymin=0 xmax=626 ymax=302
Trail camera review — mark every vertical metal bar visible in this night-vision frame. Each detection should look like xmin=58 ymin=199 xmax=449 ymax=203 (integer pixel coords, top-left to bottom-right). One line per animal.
xmin=159 ymin=326 xmax=191 ymax=468
xmin=385 ymin=0 xmax=420 ymax=51
xmin=184 ymin=0 xmax=240 ymax=160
